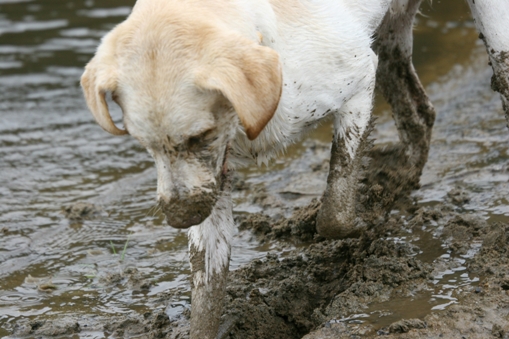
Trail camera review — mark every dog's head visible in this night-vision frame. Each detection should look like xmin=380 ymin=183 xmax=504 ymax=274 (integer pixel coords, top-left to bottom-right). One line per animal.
xmin=81 ymin=8 xmax=282 ymax=228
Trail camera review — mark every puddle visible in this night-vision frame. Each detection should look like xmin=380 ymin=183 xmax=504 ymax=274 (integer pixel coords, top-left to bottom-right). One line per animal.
xmin=0 ymin=0 xmax=508 ymax=338
xmin=331 ymin=218 xmax=484 ymax=331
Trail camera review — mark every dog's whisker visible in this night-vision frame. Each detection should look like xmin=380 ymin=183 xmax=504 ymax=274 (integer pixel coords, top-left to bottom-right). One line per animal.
xmin=146 ymin=203 xmax=160 ymax=217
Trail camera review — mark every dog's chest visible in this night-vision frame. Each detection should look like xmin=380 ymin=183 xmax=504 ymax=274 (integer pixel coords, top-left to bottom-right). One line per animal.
xmin=229 ymin=0 xmax=375 ymax=166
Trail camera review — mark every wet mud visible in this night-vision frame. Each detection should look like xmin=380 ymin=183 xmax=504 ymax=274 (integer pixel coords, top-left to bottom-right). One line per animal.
xmin=227 ymin=202 xmax=509 ymax=339
xmin=11 ymin=176 xmax=509 ymax=339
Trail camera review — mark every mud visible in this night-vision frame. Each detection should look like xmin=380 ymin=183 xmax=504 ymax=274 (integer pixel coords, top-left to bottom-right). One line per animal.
xmin=12 ymin=191 xmax=509 ymax=339
xmin=237 ymin=198 xmax=321 ymax=243
xmin=62 ymin=202 xmax=104 ymax=221
xmin=225 ymin=200 xmax=509 ymax=339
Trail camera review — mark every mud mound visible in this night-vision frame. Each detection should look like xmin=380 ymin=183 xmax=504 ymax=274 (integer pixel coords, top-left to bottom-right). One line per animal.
xmin=12 ymin=310 xmax=190 ymax=339
xmin=222 ymin=206 xmax=432 ymax=339
xmin=10 ymin=198 xmax=509 ymax=339
xmin=221 ymin=198 xmax=509 ymax=339
xmin=237 ymin=199 xmax=322 ymax=243
xmin=298 ymin=205 xmax=509 ymax=339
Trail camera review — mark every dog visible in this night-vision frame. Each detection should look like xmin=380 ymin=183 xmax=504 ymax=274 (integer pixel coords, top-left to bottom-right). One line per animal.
xmin=81 ymin=0 xmax=509 ymax=338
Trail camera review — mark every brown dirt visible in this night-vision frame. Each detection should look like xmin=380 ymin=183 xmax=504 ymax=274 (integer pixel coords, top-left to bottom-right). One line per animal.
xmin=223 ymin=195 xmax=509 ymax=339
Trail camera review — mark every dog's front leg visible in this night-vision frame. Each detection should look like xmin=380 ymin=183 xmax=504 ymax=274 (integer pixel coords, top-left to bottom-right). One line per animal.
xmin=316 ymin=81 xmax=375 ymax=239
xmin=188 ymin=184 xmax=234 ymax=339
xmin=466 ymin=0 xmax=509 ymax=126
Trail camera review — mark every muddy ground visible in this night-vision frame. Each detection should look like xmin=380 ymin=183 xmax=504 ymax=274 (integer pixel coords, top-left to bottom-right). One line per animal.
xmin=9 ymin=45 xmax=509 ymax=339
xmin=11 ymin=180 xmax=509 ymax=339
xmin=228 ymin=197 xmax=509 ymax=339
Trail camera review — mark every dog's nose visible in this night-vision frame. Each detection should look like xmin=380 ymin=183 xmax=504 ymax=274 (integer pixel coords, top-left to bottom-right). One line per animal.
xmin=160 ymin=192 xmax=217 ymax=229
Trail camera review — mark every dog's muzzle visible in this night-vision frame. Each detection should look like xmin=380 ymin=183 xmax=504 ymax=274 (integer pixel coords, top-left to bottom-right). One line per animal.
xmin=160 ymin=145 xmax=230 ymax=229
xmin=161 ymin=191 xmax=217 ymax=229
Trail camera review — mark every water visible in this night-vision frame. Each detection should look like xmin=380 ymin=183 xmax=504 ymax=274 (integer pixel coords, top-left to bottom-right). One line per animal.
xmin=0 ymin=0 xmax=507 ymax=337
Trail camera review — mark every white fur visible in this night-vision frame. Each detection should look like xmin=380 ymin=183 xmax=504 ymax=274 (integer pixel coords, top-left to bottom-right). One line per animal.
xmin=467 ymin=0 xmax=509 ymax=53
xmin=188 ymin=193 xmax=234 ymax=283
xmin=466 ymin=0 xmax=509 ymax=134
xmin=230 ymin=0 xmax=390 ymax=167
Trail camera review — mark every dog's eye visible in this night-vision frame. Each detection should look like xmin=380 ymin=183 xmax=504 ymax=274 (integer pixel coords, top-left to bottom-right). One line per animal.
xmin=188 ymin=136 xmax=202 ymax=149
xmin=187 ymin=129 xmax=214 ymax=150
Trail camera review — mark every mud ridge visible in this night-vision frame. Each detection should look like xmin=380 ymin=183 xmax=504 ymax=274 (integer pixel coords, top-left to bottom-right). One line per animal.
xmin=224 ymin=199 xmax=509 ymax=339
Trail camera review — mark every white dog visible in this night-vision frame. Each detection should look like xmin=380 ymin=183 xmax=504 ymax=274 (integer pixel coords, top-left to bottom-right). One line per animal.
xmin=81 ymin=0 xmax=509 ymax=338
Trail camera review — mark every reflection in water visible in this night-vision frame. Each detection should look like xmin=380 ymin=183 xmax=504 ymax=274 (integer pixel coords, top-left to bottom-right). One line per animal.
xmin=0 ymin=0 xmax=507 ymax=337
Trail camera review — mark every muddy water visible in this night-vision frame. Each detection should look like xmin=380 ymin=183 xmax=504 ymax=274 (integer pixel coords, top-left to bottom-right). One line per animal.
xmin=0 ymin=1 xmax=507 ymax=338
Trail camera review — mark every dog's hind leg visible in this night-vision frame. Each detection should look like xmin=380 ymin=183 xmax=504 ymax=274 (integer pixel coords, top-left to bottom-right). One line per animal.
xmin=467 ymin=0 xmax=509 ymax=126
xmin=372 ymin=0 xmax=436 ymax=184
xmin=188 ymin=180 xmax=234 ymax=339
xmin=316 ymin=68 xmax=376 ymax=239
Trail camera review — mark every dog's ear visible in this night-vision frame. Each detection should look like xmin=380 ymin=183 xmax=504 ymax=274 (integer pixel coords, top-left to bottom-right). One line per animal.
xmin=195 ymin=36 xmax=282 ymax=140
xmin=81 ymin=31 xmax=128 ymax=136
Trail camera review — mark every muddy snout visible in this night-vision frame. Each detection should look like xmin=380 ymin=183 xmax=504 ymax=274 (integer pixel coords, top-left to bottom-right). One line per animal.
xmin=160 ymin=190 xmax=218 ymax=229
